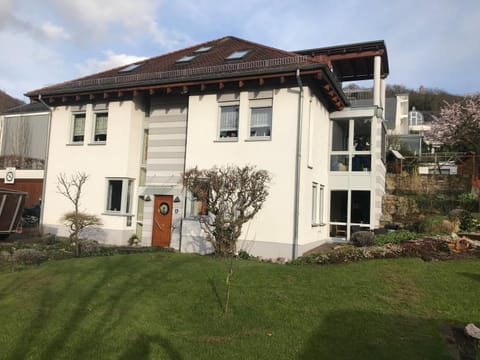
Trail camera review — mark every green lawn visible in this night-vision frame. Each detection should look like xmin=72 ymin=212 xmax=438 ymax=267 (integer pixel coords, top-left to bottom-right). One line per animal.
xmin=0 ymin=253 xmax=478 ymax=359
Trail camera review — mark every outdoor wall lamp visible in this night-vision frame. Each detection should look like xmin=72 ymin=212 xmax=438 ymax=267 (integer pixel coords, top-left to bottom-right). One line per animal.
xmin=144 ymin=195 xmax=151 ymax=202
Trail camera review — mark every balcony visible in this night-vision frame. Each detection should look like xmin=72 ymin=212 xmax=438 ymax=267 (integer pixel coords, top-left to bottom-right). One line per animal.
xmin=0 ymin=155 xmax=45 ymax=170
xmin=342 ymin=88 xmax=374 ymax=107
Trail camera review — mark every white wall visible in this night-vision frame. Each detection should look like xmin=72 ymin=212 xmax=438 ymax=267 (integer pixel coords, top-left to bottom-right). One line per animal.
xmin=183 ymin=86 xmax=331 ymax=259
xmin=42 ymin=98 xmax=144 ymax=244
xmin=297 ymin=88 xmax=331 ymax=252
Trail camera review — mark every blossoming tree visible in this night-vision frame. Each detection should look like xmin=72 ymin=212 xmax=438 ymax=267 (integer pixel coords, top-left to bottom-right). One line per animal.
xmin=428 ymin=94 xmax=480 ymax=153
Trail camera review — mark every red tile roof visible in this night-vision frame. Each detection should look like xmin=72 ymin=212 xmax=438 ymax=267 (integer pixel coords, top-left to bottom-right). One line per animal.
xmin=26 ymin=36 xmax=325 ymax=97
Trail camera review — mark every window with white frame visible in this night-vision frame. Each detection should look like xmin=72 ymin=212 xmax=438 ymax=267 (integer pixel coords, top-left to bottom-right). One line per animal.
xmin=71 ymin=113 xmax=86 ymax=143
xmin=106 ymin=178 xmax=133 ymax=214
xmin=219 ymin=105 xmax=239 ymax=139
xmin=312 ymin=182 xmax=324 ymax=226
xmin=249 ymin=90 xmax=273 ymax=139
xmin=93 ymin=111 xmax=108 ymax=142
xmin=330 ymin=118 xmax=372 ymax=172
xmin=185 ymin=190 xmax=208 ymax=217
xmin=250 ymin=107 xmax=272 ymax=137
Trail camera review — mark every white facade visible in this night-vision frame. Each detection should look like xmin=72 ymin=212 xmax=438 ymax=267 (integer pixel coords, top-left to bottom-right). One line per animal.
xmin=42 ymin=98 xmax=145 ymax=244
xmin=181 ymin=87 xmax=331 ymax=259
xmin=39 ymin=84 xmax=386 ymax=259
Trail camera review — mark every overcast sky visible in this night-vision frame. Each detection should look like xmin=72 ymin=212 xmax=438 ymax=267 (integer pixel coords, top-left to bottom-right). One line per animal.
xmin=1 ymin=0 xmax=479 ymax=101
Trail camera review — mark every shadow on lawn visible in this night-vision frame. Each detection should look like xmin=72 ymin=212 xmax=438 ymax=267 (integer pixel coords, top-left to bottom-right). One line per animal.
xmin=7 ymin=254 xmax=189 ymax=359
xmin=458 ymin=272 xmax=480 ymax=283
xmin=118 ymin=333 xmax=183 ymax=360
xmin=298 ymin=310 xmax=464 ymax=360
xmin=208 ymin=277 xmax=224 ymax=310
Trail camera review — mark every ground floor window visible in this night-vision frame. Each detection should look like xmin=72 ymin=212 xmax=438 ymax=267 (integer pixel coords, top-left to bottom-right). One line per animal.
xmin=106 ymin=178 xmax=133 ymax=214
xmin=329 ymin=190 xmax=370 ymax=238
xmin=312 ymin=183 xmax=324 ymax=226
xmin=185 ymin=190 xmax=207 ymax=217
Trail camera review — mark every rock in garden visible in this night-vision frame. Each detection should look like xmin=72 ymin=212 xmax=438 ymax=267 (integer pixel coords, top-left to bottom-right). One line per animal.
xmin=465 ymin=323 xmax=480 ymax=340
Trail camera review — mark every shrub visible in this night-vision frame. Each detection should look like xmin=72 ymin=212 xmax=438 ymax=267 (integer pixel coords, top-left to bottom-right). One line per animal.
xmin=459 ymin=211 xmax=478 ymax=232
xmin=12 ymin=249 xmax=48 ymax=265
xmin=457 ymin=193 xmax=478 ymax=212
xmin=351 ymin=231 xmax=375 ymax=247
xmin=289 ymin=244 xmax=407 ymax=265
xmin=237 ymin=250 xmax=251 ymax=260
xmin=418 ymin=215 xmax=453 ymax=234
xmin=0 ymin=250 xmax=11 ymax=264
xmin=128 ymin=234 xmax=140 ymax=246
xmin=78 ymin=239 xmax=100 ymax=257
xmin=374 ymin=230 xmax=420 ymax=246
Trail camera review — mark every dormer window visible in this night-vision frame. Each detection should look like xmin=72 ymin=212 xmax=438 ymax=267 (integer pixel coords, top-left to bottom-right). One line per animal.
xmin=176 ymin=54 xmax=197 ymax=63
xmin=225 ymin=49 xmax=251 ymax=60
xmin=118 ymin=62 xmax=144 ymax=73
xmin=194 ymin=46 xmax=213 ymax=53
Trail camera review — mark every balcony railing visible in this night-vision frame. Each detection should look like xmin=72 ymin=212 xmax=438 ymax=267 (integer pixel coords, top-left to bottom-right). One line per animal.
xmin=342 ymin=88 xmax=374 ymax=107
xmin=0 ymin=156 xmax=45 ymax=170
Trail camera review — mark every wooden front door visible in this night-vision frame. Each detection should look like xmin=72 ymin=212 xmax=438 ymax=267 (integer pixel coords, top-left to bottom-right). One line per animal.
xmin=152 ymin=195 xmax=173 ymax=247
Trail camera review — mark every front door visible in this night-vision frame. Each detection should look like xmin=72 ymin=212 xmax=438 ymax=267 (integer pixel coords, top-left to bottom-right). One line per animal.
xmin=152 ymin=195 xmax=173 ymax=247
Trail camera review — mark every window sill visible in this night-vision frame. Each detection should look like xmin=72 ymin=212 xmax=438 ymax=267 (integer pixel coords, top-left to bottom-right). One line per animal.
xmin=102 ymin=211 xmax=134 ymax=217
xmin=183 ymin=215 xmax=209 ymax=221
xmin=215 ymin=138 xmax=238 ymax=143
xmin=245 ymin=137 xmax=271 ymax=142
xmin=88 ymin=141 xmax=107 ymax=146
xmin=66 ymin=142 xmax=84 ymax=146
xmin=312 ymin=223 xmax=326 ymax=227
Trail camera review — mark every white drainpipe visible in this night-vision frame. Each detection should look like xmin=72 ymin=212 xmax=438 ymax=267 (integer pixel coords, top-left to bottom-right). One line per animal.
xmin=293 ymin=69 xmax=304 ymax=259
xmin=36 ymin=94 xmax=52 ymax=235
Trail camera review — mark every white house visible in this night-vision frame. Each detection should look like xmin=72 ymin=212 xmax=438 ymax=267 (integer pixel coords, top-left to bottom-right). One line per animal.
xmin=25 ymin=36 xmax=389 ymax=259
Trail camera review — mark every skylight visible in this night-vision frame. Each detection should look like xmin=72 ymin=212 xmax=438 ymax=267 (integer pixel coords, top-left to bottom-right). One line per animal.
xmin=225 ymin=49 xmax=251 ymax=60
xmin=194 ymin=46 xmax=213 ymax=53
xmin=118 ymin=62 xmax=144 ymax=73
xmin=176 ymin=54 xmax=198 ymax=63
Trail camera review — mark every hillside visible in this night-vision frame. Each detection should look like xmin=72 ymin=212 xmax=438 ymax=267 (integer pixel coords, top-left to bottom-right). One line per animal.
xmin=385 ymin=84 xmax=463 ymax=112
xmin=0 ymin=90 xmax=24 ymax=112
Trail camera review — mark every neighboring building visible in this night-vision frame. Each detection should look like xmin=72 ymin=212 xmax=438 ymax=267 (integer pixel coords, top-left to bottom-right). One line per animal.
xmin=25 ymin=36 xmax=389 ymax=259
xmin=0 ymin=90 xmax=23 ymax=113
xmin=0 ymin=102 xmax=49 ymax=207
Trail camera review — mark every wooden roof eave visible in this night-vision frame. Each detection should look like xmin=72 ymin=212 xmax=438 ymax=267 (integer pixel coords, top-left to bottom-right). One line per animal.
xmin=34 ymin=67 xmax=348 ymax=111
xmin=33 ymin=68 xmax=320 ymax=101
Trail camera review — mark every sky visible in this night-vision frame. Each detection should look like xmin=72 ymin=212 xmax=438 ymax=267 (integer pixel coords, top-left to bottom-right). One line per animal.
xmin=1 ymin=0 xmax=479 ymax=102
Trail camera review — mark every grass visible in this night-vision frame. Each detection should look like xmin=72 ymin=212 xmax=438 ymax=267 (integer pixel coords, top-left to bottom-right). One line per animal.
xmin=0 ymin=253 xmax=478 ymax=359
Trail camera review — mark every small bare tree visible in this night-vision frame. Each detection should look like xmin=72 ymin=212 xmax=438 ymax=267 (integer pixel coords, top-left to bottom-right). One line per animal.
xmin=184 ymin=165 xmax=271 ymax=313
xmin=57 ymin=172 xmax=102 ymax=256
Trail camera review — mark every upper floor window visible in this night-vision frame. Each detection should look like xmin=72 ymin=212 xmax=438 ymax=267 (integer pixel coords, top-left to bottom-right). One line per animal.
xmin=219 ymin=105 xmax=239 ymax=139
xmin=249 ymin=90 xmax=273 ymax=139
xmin=330 ymin=118 xmax=372 ymax=172
xmin=72 ymin=113 xmax=86 ymax=143
xmin=250 ymin=107 xmax=272 ymax=137
xmin=93 ymin=112 xmax=108 ymax=142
